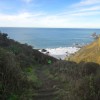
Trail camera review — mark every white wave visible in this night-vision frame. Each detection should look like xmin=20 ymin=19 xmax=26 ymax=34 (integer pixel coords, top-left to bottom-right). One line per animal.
xmin=39 ymin=47 xmax=80 ymax=60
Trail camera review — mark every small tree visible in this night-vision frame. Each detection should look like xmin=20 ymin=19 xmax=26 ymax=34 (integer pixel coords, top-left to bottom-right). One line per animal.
xmin=2 ymin=33 xmax=8 ymax=38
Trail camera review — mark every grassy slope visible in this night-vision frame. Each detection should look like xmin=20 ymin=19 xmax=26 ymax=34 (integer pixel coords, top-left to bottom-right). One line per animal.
xmin=69 ymin=38 xmax=100 ymax=64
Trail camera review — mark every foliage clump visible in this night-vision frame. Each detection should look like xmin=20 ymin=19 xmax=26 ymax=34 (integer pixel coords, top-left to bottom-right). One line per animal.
xmin=48 ymin=61 xmax=100 ymax=100
xmin=0 ymin=32 xmax=57 ymax=99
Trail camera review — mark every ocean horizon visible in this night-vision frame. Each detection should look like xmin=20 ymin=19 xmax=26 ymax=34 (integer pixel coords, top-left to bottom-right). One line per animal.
xmin=1 ymin=27 xmax=100 ymax=48
xmin=0 ymin=27 xmax=100 ymax=59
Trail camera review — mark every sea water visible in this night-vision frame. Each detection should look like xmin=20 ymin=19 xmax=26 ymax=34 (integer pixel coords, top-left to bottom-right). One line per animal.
xmin=0 ymin=27 xmax=100 ymax=59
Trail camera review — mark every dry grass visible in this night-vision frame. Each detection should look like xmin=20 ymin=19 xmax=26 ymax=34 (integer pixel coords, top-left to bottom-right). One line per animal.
xmin=69 ymin=38 xmax=100 ymax=64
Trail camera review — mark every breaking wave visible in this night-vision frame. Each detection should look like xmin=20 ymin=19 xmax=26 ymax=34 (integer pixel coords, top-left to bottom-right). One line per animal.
xmin=39 ymin=47 xmax=80 ymax=60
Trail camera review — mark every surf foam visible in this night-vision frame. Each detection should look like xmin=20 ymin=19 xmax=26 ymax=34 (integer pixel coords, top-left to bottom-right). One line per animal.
xmin=39 ymin=47 xmax=80 ymax=60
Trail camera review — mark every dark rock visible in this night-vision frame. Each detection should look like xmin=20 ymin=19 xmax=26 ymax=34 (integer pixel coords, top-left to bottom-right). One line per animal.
xmin=41 ymin=49 xmax=47 ymax=52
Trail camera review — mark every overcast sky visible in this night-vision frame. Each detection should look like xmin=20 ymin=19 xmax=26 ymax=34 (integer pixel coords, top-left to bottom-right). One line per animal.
xmin=0 ymin=0 xmax=100 ymax=28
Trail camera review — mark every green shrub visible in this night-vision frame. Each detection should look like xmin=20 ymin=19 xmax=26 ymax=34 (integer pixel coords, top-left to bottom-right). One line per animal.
xmin=8 ymin=94 xmax=18 ymax=100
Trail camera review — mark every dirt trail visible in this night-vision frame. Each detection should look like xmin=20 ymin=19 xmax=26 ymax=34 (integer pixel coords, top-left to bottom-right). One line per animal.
xmin=33 ymin=66 xmax=60 ymax=100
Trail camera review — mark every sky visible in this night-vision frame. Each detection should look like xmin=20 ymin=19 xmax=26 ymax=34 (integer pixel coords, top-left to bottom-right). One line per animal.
xmin=0 ymin=0 xmax=100 ymax=28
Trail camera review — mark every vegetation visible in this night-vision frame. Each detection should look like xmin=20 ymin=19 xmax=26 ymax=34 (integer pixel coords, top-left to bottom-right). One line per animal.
xmin=0 ymin=31 xmax=100 ymax=100
xmin=68 ymin=37 xmax=100 ymax=64
xmin=0 ymin=32 xmax=57 ymax=100
xmin=91 ymin=32 xmax=100 ymax=40
xmin=47 ymin=61 xmax=100 ymax=100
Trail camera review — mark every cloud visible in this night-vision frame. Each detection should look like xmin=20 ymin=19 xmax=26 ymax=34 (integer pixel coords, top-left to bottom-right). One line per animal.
xmin=0 ymin=10 xmax=100 ymax=28
xmin=79 ymin=6 xmax=100 ymax=12
xmin=73 ymin=0 xmax=100 ymax=7
xmin=0 ymin=0 xmax=100 ymax=28
xmin=61 ymin=0 xmax=100 ymax=17
xmin=71 ymin=11 xmax=100 ymax=16
xmin=22 ymin=0 xmax=32 ymax=3
xmin=0 ymin=12 xmax=46 ymax=21
xmin=0 ymin=11 xmax=74 ymax=28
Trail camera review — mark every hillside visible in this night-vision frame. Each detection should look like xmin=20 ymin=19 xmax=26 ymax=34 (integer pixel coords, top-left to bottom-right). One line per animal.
xmin=0 ymin=32 xmax=100 ymax=100
xmin=0 ymin=32 xmax=58 ymax=100
xmin=69 ymin=37 xmax=100 ymax=64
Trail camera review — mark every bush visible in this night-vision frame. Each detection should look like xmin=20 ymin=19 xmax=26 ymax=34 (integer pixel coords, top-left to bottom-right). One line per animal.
xmin=79 ymin=62 xmax=100 ymax=76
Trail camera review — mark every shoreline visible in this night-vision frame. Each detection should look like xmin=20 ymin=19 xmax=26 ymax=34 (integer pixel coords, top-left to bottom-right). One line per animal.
xmin=39 ymin=46 xmax=80 ymax=60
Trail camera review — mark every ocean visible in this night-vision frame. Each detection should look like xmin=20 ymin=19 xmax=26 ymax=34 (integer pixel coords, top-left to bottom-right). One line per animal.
xmin=0 ymin=27 xmax=100 ymax=59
